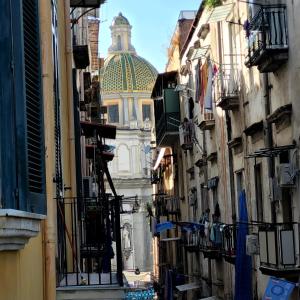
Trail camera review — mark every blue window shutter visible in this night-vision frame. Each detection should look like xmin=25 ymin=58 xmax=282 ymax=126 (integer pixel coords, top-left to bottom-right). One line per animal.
xmin=0 ymin=1 xmax=19 ymax=209
xmin=0 ymin=0 xmax=45 ymax=214
xmin=21 ymin=0 xmax=46 ymax=214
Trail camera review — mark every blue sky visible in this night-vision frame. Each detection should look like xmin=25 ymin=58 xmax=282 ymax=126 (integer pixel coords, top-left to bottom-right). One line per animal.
xmin=99 ymin=1 xmax=199 ymax=72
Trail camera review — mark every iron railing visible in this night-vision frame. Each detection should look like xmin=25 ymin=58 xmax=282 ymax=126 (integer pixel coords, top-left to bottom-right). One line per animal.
xmin=179 ymin=121 xmax=194 ymax=150
xmin=56 ymin=196 xmax=123 ymax=287
xmin=258 ymin=222 xmax=299 ymax=271
xmin=220 ymin=224 xmax=237 ymax=264
xmin=217 ymin=66 xmax=239 ymax=100
xmin=246 ymin=5 xmax=288 ymax=66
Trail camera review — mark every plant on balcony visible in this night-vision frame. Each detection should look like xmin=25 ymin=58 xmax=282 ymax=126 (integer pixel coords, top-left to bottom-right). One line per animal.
xmin=204 ymin=0 xmax=222 ymax=9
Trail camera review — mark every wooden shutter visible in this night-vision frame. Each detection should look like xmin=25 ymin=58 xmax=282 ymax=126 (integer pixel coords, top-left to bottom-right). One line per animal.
xmin=19 ymin=0 xmax=46 ymax=213
xmin=0 ymin=0 xmax=45 ymax=213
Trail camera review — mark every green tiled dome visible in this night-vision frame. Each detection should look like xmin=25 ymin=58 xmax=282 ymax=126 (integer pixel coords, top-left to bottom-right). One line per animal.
xmin=101 ymin=53 xmax=158 ymax=93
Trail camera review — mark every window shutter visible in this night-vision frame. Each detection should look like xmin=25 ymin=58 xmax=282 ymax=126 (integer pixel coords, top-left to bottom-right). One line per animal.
xmin=0 ymin=0 xmax=45 ymax=213
xmin=21 ymin=0 xmax=46 ymax=213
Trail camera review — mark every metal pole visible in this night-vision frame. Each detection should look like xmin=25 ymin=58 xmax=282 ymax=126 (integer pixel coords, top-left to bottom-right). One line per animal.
xmin=115 ymin=196 xmax=124 ymax=286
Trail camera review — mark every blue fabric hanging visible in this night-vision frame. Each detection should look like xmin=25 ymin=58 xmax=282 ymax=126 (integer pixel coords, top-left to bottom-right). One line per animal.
xmin=156 ymin=221 xmax=174 ymax=233
xmin=234 ymin=190 xmax=252 ymax=300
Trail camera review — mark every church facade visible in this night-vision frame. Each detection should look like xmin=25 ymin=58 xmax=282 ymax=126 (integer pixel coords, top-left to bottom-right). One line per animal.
xmin=100 ymin=13 xmax=157 ymax=272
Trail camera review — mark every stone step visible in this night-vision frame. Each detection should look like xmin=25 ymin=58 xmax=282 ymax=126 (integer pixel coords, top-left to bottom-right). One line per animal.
xmin=57 ymin=286 xmax=125 ymax=300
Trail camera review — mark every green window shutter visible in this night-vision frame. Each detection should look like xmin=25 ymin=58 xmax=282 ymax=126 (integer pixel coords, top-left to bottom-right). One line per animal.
xmin=20 ymin=0 xmax=46 ymax=214
xmin=0 ymin=0 xmax=45 ymax=214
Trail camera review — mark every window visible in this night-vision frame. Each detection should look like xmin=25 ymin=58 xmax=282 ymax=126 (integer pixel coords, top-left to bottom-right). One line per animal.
xmin=108 ymin=104 xmax=119 ymax=123
xmin=0 ymin=0 xmax=45 ymax=214
xmin=255 ymin=164 xmax=263 ymax=222
xmin=234 ymin=171 xmax=244 ymax=219
xmin=117 ymin=35 xmax=122 ymax=50
xmin=142 ymin=104 xmax=151 ymax=121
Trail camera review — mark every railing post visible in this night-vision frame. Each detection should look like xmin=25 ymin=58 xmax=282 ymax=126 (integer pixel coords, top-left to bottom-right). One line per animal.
xmin=114 ymin=196 xmax=124 ymax=286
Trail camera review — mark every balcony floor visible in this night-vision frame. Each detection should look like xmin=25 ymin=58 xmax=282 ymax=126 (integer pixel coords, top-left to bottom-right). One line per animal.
xmin=59 ymin=272 xmax=118 ymax=286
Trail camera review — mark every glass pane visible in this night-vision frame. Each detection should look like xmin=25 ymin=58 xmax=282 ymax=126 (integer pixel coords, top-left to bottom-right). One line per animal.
xmin=108 ymin=104 xmax=119 ymax=123
xmin=281 ymin=230 xmax=295 ymax=265
xmin=259 ymin=231 xmax=268 ymax=263
xmin=142 ymin=104 xmax=151 ymax=121
xmin=267 ymin=231 xmax=277 ymax=265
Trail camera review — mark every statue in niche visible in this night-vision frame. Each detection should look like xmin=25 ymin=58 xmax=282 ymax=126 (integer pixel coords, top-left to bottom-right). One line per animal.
xmin=122 ymin=223 xmax=132 ymax=260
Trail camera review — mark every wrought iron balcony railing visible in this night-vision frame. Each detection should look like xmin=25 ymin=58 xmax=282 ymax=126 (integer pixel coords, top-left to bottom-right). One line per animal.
xmin=56 ymin=196 xmax=123 ymax=287
xmin=258 ymin=222 xmax=300 ymax=278
xmin=245 ymin=5 xmax=288 ymax=72
xmin=216 ymin=67 xmax=240 ymax=111
xmin=220 ymin=224 xmax=237 ymax=264
xmin=179 ymin=121 xmax=194 ymax=150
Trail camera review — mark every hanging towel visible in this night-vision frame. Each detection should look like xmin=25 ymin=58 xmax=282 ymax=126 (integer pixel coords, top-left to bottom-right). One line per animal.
xmin=195 ymin=61 xmax=201 ymax=103
xmin=204 ymin=60 xmax=213 ymax=111
xmin=200 ymin=62 xmax=208 ymax=113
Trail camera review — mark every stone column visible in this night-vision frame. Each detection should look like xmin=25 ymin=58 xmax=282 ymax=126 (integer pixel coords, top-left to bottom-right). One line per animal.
xmin=123 ymin=97 xmax=129 ymax=126
xmin=134 ymin=97 xmax=140 ymax=126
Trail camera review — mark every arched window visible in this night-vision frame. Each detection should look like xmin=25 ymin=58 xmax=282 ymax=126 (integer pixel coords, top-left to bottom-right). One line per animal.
xmin=117 ymin=35 xmax=122 ymax=50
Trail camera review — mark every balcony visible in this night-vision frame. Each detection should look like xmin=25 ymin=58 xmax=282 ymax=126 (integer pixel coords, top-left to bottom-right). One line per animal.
xmin=80 ymin=121 xmax=116 ymax=139
xmin=199 ymin=224 xmax=222 ymax=260
xmin=221 ymin=224 xmax=237 ymax=264
xmin=198 ymin=112 xmax=215 ymax=131
xmin=216 ymin=67 xmax=239 ymax=111
xmin=70 ymin=0 xmax=105 ymax=8
xmin=73 ymin=45 xmax=90 ymax=69
xmin=179 ymin=121 xmax=194 ymax=151
xmin=258 ymin=223 xmax=300 ymax=279
xmin=183 ymin=230 xmax=201 ymax=253
xmin=56 ymin=197 xmax=123 ymax=288
xmin=155 ymin=196 xmax=180 ymax=218
xmin=245 ymin=5 xmax=288 ymax=73
xmin=152 ymin=71 xmax=180 ymax=147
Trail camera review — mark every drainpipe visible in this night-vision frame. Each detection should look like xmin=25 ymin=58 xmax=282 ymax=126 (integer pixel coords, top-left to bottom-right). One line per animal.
xmin=64 ymin=0 xmax=77 ymax=198
xmin=40 ymin=1 xmax=56 ymax=299
xmin=263 ymin=73 xmax=276 ymax=222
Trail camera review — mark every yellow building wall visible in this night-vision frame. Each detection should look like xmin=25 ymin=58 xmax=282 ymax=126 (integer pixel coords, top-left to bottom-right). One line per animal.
xmin=0 ymin=1 xmax=77 ymax=300
xmin=0 ymin=233 xmax=44 ymax=300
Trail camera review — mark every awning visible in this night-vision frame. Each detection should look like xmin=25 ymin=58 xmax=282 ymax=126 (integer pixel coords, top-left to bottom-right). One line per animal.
xmin=176 ymin=282 xmax=201 ymax=292
xmin=206 ymin=3 xmax=234 ymax=23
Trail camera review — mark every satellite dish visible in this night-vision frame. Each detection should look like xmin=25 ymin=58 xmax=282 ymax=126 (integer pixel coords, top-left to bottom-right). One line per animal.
xmin=144 ymin=145 xmax=151 ymax=154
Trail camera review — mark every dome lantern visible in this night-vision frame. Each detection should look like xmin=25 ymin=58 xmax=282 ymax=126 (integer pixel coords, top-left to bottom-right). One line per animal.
xmin=109 ymin=12 xmax=136 ymax=54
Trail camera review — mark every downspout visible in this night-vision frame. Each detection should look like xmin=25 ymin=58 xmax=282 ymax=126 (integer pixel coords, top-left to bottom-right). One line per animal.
xmin=40 ymin=1 xmax=56 ymax=299
xmin=64 ymin=0 xmax=77 ymax=198
xmin=263 ymin=73 xmax=276 ymax=222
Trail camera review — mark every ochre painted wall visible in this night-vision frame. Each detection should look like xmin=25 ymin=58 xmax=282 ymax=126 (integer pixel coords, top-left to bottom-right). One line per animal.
xmin=0 ymin=233 xmax=44 ymax=300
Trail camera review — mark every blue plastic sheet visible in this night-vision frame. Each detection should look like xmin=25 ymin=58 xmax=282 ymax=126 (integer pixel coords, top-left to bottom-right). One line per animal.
xmin=263 ymin=277 xmax=295 ymax=300
xmin=125 ymin=288 xmax=155 ymax=300
xmin=156 ymin=221 xmax=174 ymax=233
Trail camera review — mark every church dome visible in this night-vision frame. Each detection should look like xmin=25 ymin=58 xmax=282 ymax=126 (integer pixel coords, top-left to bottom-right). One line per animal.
xmin=112 ymin=13 xmax=130 ymax=26
xmin=101 ymin=53 xmax=158 ymax=93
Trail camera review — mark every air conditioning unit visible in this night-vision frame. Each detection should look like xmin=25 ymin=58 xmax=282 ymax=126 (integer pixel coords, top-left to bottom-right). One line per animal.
xmin=278 ymin=163 xmax=296 ymax=187
xmin=246 ymin=234 xmax=259 ymax=255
